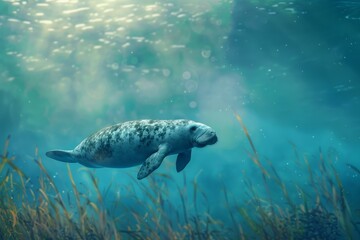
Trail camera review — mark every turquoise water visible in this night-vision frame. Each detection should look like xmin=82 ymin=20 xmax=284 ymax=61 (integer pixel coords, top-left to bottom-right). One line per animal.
xmin=1 ymin=0 xmax=359 ymax=239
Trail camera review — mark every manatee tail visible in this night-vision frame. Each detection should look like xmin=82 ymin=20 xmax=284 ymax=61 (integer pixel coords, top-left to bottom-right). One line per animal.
xmin=46 ymin=150 xmax=77 ymax=163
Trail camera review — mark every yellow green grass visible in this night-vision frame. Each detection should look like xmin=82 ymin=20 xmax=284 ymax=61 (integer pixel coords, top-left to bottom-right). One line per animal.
xmin=0 ymin=115 xmax=359 ymax=239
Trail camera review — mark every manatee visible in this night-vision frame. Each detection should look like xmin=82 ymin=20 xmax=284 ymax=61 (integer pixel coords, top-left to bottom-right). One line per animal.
xmin=46 ymin=119 xmax=218 ymax=179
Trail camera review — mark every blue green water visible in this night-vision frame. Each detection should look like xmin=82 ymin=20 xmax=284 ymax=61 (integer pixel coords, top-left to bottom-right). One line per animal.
xmin=1 ymin=0 xmax=359 ymax=238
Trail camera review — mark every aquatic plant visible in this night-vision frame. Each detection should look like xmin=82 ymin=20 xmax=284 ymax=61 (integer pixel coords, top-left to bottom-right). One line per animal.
xmin=0 ymin=115 xmax=359 ymax=239
xmin=0 ymin=135 xmax=225 ymax=239
xmin=234 ymin=113 xmax=359 ymax=239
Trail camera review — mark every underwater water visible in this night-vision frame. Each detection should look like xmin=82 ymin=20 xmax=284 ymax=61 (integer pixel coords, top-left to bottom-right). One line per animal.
xmin=0 ymin=0 xmax=359 ymax=239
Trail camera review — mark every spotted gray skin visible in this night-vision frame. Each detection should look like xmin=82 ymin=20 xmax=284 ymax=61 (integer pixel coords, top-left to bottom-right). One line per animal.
xmin=46 ymin=119 xmax=218 ymax=179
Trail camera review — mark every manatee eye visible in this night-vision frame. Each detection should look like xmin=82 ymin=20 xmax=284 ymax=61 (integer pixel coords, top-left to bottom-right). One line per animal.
xmin=189 ymin=126 xmax=197 ymax=132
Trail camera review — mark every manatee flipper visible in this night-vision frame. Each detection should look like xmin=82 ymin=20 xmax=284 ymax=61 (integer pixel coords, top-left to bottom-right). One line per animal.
xmin=176 ymin=149 xmax=192 ymax=172
xmin=46 ymin=150 xmax=77 ymax=163
xmin=137 ymin=144 xmax=168 ymax=180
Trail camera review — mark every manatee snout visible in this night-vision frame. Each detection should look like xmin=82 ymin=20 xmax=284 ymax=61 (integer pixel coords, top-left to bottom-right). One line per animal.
xmin=208 ymin=131 xmax=218 ymax=144
xmin=195 ymin=129 xmax=218 ymax=148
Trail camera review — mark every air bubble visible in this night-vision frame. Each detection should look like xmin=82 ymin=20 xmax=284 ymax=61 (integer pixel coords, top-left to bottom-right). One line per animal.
xmin=111 ymin=63 xmax=119 ymax=70
xmin=162 ymin=68 xmax=171 ymax=77
xmin=201 ymin=50 xmax=211 ymax=58
xmin=189 ymin=101 xmax=197 ymax=108
xmin=182 ymin=71 xmax=191 ymax=79
xmin=184 ymin=80 xmax=198 ymax=92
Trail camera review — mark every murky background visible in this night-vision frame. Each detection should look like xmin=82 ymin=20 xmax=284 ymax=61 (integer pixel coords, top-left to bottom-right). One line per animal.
xmin=1 ymin=0 xmax=359 ymax=238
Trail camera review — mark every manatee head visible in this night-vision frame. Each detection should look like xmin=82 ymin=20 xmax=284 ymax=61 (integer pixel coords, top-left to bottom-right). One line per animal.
xmin=187 ymin=121 xmax=218 ymax=148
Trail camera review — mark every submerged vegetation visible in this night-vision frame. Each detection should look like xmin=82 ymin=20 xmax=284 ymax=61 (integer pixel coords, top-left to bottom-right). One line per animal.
xmin=1 ymin=115 xmax=359 ymax=239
